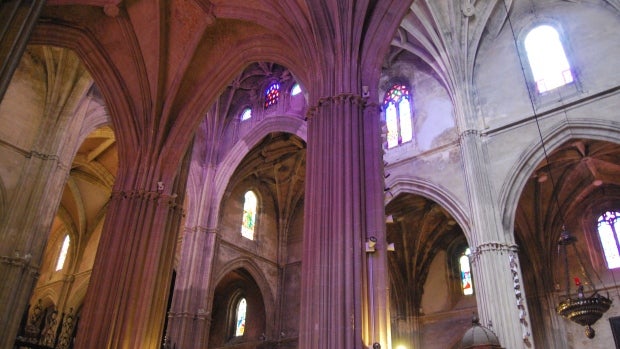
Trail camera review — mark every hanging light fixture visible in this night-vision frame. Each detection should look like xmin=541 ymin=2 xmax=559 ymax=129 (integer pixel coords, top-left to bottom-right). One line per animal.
xmin=555 ymin=229 xmax=611 ymax=338
xmin=500 ymin=1 xmax=612 ymax=340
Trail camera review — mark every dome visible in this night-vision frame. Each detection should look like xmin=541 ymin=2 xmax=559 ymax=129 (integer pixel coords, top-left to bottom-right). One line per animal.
xmin=461 ymin=316 xmax=503 ymax=349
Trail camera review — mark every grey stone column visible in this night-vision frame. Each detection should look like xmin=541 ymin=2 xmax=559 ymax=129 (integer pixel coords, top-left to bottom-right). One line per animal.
xmin=0 ymin=48 xmax=92 ymax=348
xmin=460 ymin=129 xmax=534 ymax=348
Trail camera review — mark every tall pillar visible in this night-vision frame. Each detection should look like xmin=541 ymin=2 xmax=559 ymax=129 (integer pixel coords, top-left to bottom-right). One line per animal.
xmin=74 ymin=148 xmax=189 ymax=348
xmin=166 ymin=225 xmax=218 ymax=349
xmin=299 ymin=93 xmax=389 ymax=349
xmin=166 ymin=116 xmax=223 ymax=349
xmin=0 ymin=47 xmax=93 ymax=348
xmin=0 ymin=0 xmax=45 ymax=103
xmin=460 ymin=129 xmax=534 ymax=348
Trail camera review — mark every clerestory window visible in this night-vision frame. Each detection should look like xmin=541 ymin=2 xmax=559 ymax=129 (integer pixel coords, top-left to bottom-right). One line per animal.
xmin=597 ymin=211 xmax=620 ymax=269
xmin=524 ymin=25 xmax=574 ymax=94
xmin=383 ymin=84 xmax=413 ymax=148
xmin=55 ymin=235 xmax=70 ymax=271
xmin=235 ymin=298 xmax=247 ymax=337
xmin=241 ymin=191 xmax=257 ymax=240
xmin=460 ymin=248 xmax=474 ymax=295
xmin=264 ymin=82 xmax=280 ymax=108
xmin=240 ymin=108 xmax=252 ymax=121
xmin=291 ymin=83 xmax=302 ymax=96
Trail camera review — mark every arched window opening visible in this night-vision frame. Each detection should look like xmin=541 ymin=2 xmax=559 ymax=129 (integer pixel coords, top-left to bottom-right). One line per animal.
xmin=241 ymin=108 xmax=252 ymax=121
xmin=241 ymin=191 xmax=257 ymax=240
xmin=597 ymin=211 xmax=620 ymax=269
xmin=383 ymin=84 xmax=413 ymax=148
xmin=460 ymin=248 xmax=474 ymax=295
xmin=524 ymin=25 xmax=573 ymax=93
xmin=291 ymin=83 xmax=302 ymax=96
xmin=235 ymin=298 xmax=247 ymax=337
xmin=264 ymin=82 xmax=280 ymax=108
xmin=55 ymin=235 xmax=70 ymax=271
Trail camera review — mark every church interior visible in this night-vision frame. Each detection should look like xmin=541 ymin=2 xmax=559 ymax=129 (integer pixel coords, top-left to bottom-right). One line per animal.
xmin=1 ymin=1 xmax=620 ymax=348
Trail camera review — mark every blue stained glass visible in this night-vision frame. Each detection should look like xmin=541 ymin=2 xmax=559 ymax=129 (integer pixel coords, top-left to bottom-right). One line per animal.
xmin=264 ymin=82 xmax=280 ymax=108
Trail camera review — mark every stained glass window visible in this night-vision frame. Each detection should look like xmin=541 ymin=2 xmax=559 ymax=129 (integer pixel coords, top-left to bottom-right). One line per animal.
xmin=241 ymin=191 xmax=257 ymax=240
xmin=597 ymin=211 xmax=620 ymax=269
xmin=383 ymin=84 xmax=413 ymax=148
xmin=524 ymin=25 xmax=573 ymax=93
xmin=460 ymin=248 xmax=473 ymax=295
xmin=235 ymin=298 xmax=247 ymax=336
xmin=55 ymin=235 xmax=70 ymax=271
xmin=264 ymin=82 xmax=280 ymax=108
xmin=291 ymin=83 xmax=302 ymax=96
xmin=241 ymin=108 xmax=252 ymax=121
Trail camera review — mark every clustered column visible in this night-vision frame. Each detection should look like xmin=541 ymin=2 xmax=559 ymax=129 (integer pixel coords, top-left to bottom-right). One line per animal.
xmin=299 ymin=92 xmax=389 ymax=349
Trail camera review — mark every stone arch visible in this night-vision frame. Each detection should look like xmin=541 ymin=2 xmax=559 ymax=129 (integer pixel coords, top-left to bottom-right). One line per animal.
xmin=208 ymin=115 xmax=307 ymax=228
xmin=500 ymin=118 xmax=620 ymax=241
xmin=211 ymin=258 xmax=276 ymax=318
xmin=208 ymin=259 xmax=275 ymax=345
xmin=387 ymin=175 xmax=472 ymax=239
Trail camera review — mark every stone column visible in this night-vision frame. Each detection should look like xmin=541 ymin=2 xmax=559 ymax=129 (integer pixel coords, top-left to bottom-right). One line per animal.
xmin=460 ymin=130 xmax=534 ymax=348
xmin=166 ymin=225 xmax=218 ymax=349
xmin=166 ymin=118 xmax=222 ymax=348
xmin=74 ymin=148 xmax=189 ymax=348
xmin=299 ymin=93 xmax=389 ymax=349
xmin=0 ymin=0 xmax=45 ymax=102
xmin=0 ymin=47 xmax=92 ymax=348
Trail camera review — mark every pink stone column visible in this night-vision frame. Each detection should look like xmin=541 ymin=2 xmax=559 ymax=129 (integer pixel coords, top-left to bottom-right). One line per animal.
xmin=74 ymin=152 xmax=189 ymax=348
xmin=299 ymin=93 xmax=389 ymax=349
xmin=166 ymin=225 xmax=218 ymax=349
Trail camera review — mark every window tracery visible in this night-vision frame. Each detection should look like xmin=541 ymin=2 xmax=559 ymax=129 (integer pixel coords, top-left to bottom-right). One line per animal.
xmin=264 ymin=82 xmax=280 ymax=108
xmin=383 ymin=84 xmax=413 ymax=148
xmin=597 ymin=211 xmax=620 ymax=269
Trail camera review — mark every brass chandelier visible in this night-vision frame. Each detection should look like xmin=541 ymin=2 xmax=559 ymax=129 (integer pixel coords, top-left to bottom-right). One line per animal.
xmin=555 ymin=229 xmax=611 ymax=338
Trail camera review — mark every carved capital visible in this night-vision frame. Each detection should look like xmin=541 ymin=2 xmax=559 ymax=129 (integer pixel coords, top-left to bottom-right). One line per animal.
xmin=306 ymin=93 xmax=368 ymax=121
xmin=0 ymin=253 xmax=40 ymax=278
xmin=110 ymin=190 xmax=185 ymax=214
xmin=470 ymin=241 xmax=518 ymax=262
